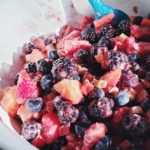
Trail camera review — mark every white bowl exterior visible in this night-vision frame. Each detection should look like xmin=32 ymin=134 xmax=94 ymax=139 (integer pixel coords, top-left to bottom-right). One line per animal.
xmin=0 ymin=0 xmax=150 ymax=150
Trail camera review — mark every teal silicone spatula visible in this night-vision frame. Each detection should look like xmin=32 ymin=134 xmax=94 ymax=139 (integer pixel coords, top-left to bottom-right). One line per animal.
xmin=89 ymin=0 xmax=130 ymax=25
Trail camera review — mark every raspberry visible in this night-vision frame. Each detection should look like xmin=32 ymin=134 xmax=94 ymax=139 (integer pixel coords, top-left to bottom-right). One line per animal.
xmin=88 ymin=97 xmax=114 ymax=119
xmin=22 ymin=121 xmax=42 ymax=140
xmin=25 ymin=62 xmax=37 ymax=73
xmin=122 ymin=114 xmax=147 ymax=138
xmin=53 ymin=97 xmax=79 ymax=124
xmin=118 ymin=19 xmax=131 ymax=36
xmin=133 ymin=16 xmax=143 ymax=25
xmin=106 ymin=51 xmax=129 ymax=70
xmin=51 ymin=57 xmax=79 ymax=81
xmin=118 ymin=70 xmax=139 ymax=89
xmin=81 ymin=24 xmax=97 ymax=43
xmin=101 ymin=24 xmax=115 ymax=39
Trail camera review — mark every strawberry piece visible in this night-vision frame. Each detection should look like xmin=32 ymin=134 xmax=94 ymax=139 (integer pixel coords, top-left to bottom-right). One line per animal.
xmin=94 ymin=13 xmax=115 ymax=33
xmin=16 ymin=70 xmax=39 ymax=104
xmin=59 ymin=124 xmax=70 ymax=136
xmin=54 ymin=79 xmax=83 ymax=104
xmin=131 ymin=25 xmax=150 ymax=39
xmin=62 ymin=25 xmax=74 ymax=38
xmin=81 ymin=79 xmax=94 ymax=96
xmin=141 ymin=18 xmax=150 ymax=27
xmin=41 ymin=112 xmax=61 ymax=144
xmin=112 ymin=107 xmax=130 ymax=132
xmin=99 ymin=68 xmax=122 ymax=92
xmin=31 ymin=135 xmax=46 ymax=148
xmin=83 ymin=123 xmax=108 ymax=149
xmin=137 ymin=42 xmax=150 ymax=54
xmin=81 ymin=16 xmax=94 ymax=29
xmin=33 ymin=38 xmax=46 ymax=50
xmin=25 ymin=49 xmax=45 ymax=62
xmin=1 ymin=86 xmax=19 ymax=117
xmin=63 ymin=40 xmax=91 ymax=55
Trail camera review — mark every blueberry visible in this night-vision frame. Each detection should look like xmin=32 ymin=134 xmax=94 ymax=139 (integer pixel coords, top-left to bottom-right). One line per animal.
xmin=88 ymin=87 xmax=105 ymax=100
xmin=36 ymin=59 xmax=51 ymax=74
xmin=74 ymin=49 xmax=89 ymax=63
xmin=146 ymin=72 xmax=150 ymax=81
xmin=97 ymin=37 xmax=111 ymax=48
xmin=128 ymin=53 xmax=140 ymax=61
xmin=141 ymin=99 xmax=150 ymax=112
xmin=115 ymin=91 xmax=129 ymax=106
xmin=48 ymin=50 xmax=59 ymax=60
xmin=40 ymin=74 xmax=53 ymax=92
xmin=25 ymin=62 xmax=37 ymax=73
xmin=26 ymin=97 xmax=43 ymax=113
xmin=93 ymin=135 xmax=112 ymax=150
xmin=22 ymin=121 xmax=42 ymax=140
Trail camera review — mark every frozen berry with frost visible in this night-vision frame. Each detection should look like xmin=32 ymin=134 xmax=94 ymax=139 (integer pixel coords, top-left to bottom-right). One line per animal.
xmin=115 ymin=91 xmax=129 ymax=106
xmin=88 ymin=87 xmax=105 ymax=100
xmin=141 ymin=99 xmax=150 ymax=112
xmin=26 ymin=97 xmax=43 ymax=113
xmin=93 ymin=135 xmax=112 ymax=150
xmin=22 ymin=121 xmax=42 ymax=140
xmin=25 ymin=62 xmax=37 ymax=73
xmin=24 ymin=43 xmax=35 ymax=54
xmin=118 ymin=19 xmax=131 ymax=36
xmin=122 ymin=114 xmax=147 ymax=138
xmin=89 ymin=97 xmax=114 ymax=119
xmin=53 ymin=97 xmax=79 ymax=124
xmin=101 ymin=24 xmax=115 ymax=39
xmin=81 ymin=24 xmax=97 ymax=43
xmin=51 ymin=57 xmax=79 ymax=81
xmin=105 ymin=51 xmax=129 ymax=70
xmin=40 ymin=74 xmax=54 ymax=92
xmin=130 ymin=61 xmax=140 ymax=73
xmin=118 ymin=70 xmax=139 ymax=89
xmin=36 ymin=59 xmax=52 ymax=74
xmin=48 ymin=50 xmax=59 ymax=61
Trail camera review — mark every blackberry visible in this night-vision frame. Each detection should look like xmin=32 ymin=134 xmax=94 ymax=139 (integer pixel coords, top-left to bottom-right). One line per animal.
xmin=25 ymin=62 xmax=37 ymax=73
xmin=144 ymin=55 xmax=150 ymax=70
xmin=36 ymin=59 xmax=52 ymax=74
xmin=90 ymin=45 xmax=98 ymax=56
xmin=101 ymin=24 xmax=115 ymax=39
xmin=130 ymin=62 xmax=140 ymax=73
xmin=51 ymin=57 xmax=79 ymax=81
xmin=131 ymin=138 xmax=144 ymax=150
xmin=26 ymin=97 xmax=43 ymax=113
xmin=97 ymin=37 xmax=111 ymax=49
xmin=106 ymin=51 xmax=129 ymax=70
xmin=81 ymin=24 xmax=97 ymax=43
xmin=88 ymin=97 xmax=114 ymax=119
xmin=119 ymin=70 xmax=139 ymax=89
xmin=53 ymin=97 xmax=79 ymax=124
xmin=93 ymin=135 xmax=112 ymax=150
xmin=74 ymin=49 xmax=89 ymax=64
xmin=122 ymin=114 xmax=147 ymax=138
xmin=22 ymin=121 xmax=42 ymax=140
xmin=48 ymin=50 xmax=59 ymax=61
xmin=40 ymin=74 xmax=54 ymax=92
xmin=88 ymin=87 xmax=105 ymax=100
xmin=133 ymin=16 xmax=143 ymax=25
xmin=24 ymin=43 xmax=35 ymax=54
xmin=118 ymin=19 xmax=131 ymax=36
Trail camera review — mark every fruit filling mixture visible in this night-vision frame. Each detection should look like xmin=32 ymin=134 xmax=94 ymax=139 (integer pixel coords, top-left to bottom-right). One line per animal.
xmin=1 ymin=13 xmax=150 ymax=150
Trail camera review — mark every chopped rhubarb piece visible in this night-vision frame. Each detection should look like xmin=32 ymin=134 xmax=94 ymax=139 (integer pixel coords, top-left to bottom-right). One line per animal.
xmin=33 ymin=38 xmax=46 ymax=50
